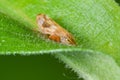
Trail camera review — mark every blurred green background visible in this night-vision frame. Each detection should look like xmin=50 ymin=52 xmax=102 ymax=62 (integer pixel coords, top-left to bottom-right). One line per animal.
xmin=0 ymin=55 xmax=82 ymax=80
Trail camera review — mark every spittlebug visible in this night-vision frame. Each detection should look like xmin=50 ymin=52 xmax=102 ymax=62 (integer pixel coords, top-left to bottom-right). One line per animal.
xmin=36 ymin=14 xmax=76 ymax=45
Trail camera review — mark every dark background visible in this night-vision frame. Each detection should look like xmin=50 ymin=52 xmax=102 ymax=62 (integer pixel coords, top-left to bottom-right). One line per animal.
xmin=115 ymin=0 xmax=120 ymax=5
xmin=0 ymin=55 xmax=83 ymax=80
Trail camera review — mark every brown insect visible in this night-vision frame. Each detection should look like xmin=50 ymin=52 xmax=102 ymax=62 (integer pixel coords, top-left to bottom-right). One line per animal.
xmin=36 ymin=14 xmax=76 ymax=45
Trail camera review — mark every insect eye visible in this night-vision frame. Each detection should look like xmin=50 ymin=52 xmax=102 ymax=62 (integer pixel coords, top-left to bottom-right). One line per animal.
xmin=42 ymin=22 xmax=50 ymax=27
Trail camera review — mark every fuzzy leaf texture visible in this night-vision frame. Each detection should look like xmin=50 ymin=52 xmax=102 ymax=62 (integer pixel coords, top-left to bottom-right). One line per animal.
xmin=0 ymin=0 xmax=120 ymax=80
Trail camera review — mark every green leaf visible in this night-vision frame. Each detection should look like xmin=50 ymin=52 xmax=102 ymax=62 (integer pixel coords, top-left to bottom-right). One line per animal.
xmin=0 ymin=0 xmax=120 ymax=80
xmin=55 ymin=50 xmax=120 ymax=80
